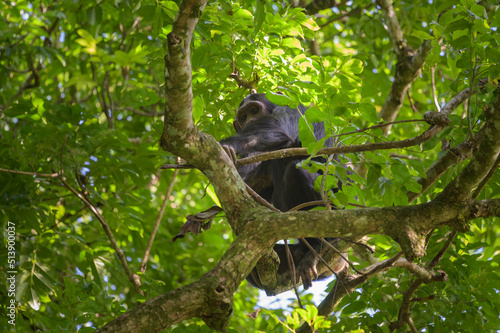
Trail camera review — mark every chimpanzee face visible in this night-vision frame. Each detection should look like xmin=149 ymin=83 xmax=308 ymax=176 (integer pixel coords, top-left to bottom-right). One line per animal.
xmin=233 ymin=94 xmax=277 ymax=132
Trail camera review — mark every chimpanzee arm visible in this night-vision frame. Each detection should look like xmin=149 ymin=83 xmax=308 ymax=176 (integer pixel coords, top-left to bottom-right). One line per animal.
xmin=222 ymin=145 xmax=275 ymax=201
xmin=240 ymin=161 xmax=274 ymax=202
xmin=220 ymin=116 xmax=295 ymax=155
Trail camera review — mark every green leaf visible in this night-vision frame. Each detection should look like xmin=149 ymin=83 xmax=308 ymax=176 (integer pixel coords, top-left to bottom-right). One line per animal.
xmin=358 ymin=103 xmax=378 ymax=123
xmin=294 ymin=80 xmax=321 ymax=91
xmin=254 ymin=0 xmax=266 ymax=34
xmin=3 ymin=100 xmax=35 ymax=117
xmin=443 ymin=19 xmax=470 ymax=34
xmin=28 ymin=288 xmax=40 ymax=310
xmin=299 ymin=117 xmax=318 ymax=149
xmin=86 ymin=6 xmax=102 ymax=26
xmin=234 ymin=8 xmax=253 ymax=20
xmin=342 ymin=59 xmax=364 ymax=74
xmin=77 ymin=29 xmax=96 ymax=44
xmin=153 ymin=5 xmax=163 ymax=36
xmin=411 ymin=30 xmax=433 ymax=41
xmin=265 ymin=92 xmax=291 ymax=106
xmin=405 ymin=178 xmax=423 ymax=193
xmin=342 ymin=301 xmax=366 ymax=314
xmin=282 ymin=37 xmax=303 ymax=50
xmin=295 ymin=13 xmax=320 ymax=31
xmin=304 ymin=107 xmax=328 ymax=123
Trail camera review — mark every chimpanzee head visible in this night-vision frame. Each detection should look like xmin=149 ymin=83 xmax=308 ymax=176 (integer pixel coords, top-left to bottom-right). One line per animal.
xmin=233 ymin=94 xmax=278 ymax=132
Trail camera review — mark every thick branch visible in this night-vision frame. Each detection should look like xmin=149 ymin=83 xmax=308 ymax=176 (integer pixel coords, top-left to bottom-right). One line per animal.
xmin=97 ymin=225 xmax=276 ymax=332
xmin=439 ymin=87 xmax=472 ymax=117
xmin=161 ymin=0 xmax=208 ymax=138
xmin=437 ymin=90 xmax=500 ymax=203
xmin=266 ymin=199 xmax=500 ymax=260
xmin=158 ymin=0 xmax=254 ymax=231
xmin=378 ymin=40 xmax=432 ymax=130
xmin=376 ymin=0 xmax=405 ymax=56
xmin=97 ymin=194 xmax=500 ymax=332
xmin=376 ymin=0 xmax=432 ymax=132
xmin=407 ymin=128 xmax=484 ymax=203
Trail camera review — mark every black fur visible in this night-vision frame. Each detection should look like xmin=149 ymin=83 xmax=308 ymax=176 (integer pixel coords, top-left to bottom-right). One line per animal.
xmin=221 ymin=94 xmax=343 ymax=290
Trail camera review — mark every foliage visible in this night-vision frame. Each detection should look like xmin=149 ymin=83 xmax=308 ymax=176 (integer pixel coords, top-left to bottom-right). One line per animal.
xmin=0 ymin=0 xmax=499 ymax=332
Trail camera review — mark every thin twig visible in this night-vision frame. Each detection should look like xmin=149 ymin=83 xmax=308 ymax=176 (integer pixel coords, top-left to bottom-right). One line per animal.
xmin=428 ymin=230 xmax=458 ymax=269
xmin=58 ymin=136 xmax=143 ymax=294
xmin=0 ymin=168 xmax=58 ymax=178
xmin=319 ymin=238 xmax=362 ymax=274
xmin=122 ymin=106 xmax=163 ymax=117
xmin=431 ymin=66 xmax=441 ymax=111
xmin=406 ymin=90 xmax=419 ymax=113
xmin=390 ymin=229 xmax=455 ymax=331
xmin=237 ymin=122 xmax=442 ymax=166
xmin=298 ymin=238 xmax=352 ymax=299
xmin=284 ymin=241 xmax=303 ymax=308
xmin=161 ymin=121 xmax=445 ymax=170
xmin=472 ymin=154 xmax=500 ymax=199
xmin=299 ymin=238 xmax=339 ymax=278
xmin=308 ymin=251 xmax=403 ymax=331
xmin=333 ymin=119 xmax=427 ymax=138
xmin=60 ymin=175 xmax=143 ymax=294
xmin=319 ymin=3 xmax=372 ymax=28
xmin=118 ymin=17 xmax=141 ymax=49
xmin=140 ymin=169 xmax=179 ymax=273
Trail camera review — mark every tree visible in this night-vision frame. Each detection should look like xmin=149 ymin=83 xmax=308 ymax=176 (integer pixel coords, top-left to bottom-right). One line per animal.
xmin=1 ymin=0 xmax=500 ymax=332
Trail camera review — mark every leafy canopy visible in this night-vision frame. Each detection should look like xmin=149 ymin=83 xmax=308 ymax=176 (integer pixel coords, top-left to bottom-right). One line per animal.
xmin=1 ymin=0 xmax=500 ymax=332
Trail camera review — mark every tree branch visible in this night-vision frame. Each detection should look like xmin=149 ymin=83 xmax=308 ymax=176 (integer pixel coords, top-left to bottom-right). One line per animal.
xmin=58 ymin=136 xmax=142 ymax=293
xmin=0 ymin=168 xmax=58 ymax=178
xmin=437 ymin=89 xmax=500 ymax=203
xmin=160 ymin=0 xmax=208 ymax=137
xmin=122 ymin=106 xmax=163 ymax=117
xmin=378 ymin=40 xmax=432 ymax=132
xmin=407 ymin=127 xmax=484 ymax=203
xmin=297 ymin=252 xmax=404 ymax=333
xmin=304 ymin=0 xmax=340 ymax=15
xmin=140 ymin=169 xmax=179 ymax=273
xmin=389 ymin=229 xmax=456 ymax=331
xmin=376 ymin=0 xmax=405 ymax=56
xmin=96 ymin=188 xmax=500 ymax=332
xmin=319 ymin=3 xmax=372 ymax=28
xmin=235 ymin=119 xmax=443 ymax=166
xmin=159 ymin=0 xmax=262 ymax=236
xmin=376 ymin=0 xmax=432 ymax=133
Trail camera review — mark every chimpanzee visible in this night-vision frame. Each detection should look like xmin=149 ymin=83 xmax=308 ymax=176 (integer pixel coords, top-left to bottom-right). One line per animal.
xmin=220 ymin=93 xmax=346 ymax=290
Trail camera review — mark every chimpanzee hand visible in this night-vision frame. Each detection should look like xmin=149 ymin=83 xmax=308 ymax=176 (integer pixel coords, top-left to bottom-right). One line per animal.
xmin=296 ymin=254 xmax=319 ymax=290
xmin=222 ymin=145 xmax=238 ymax=165
xmin=295 ymin=238 xmax=348 ymax=289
